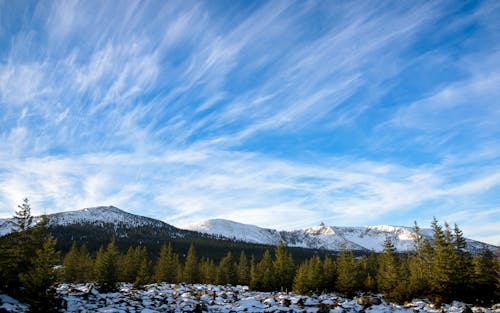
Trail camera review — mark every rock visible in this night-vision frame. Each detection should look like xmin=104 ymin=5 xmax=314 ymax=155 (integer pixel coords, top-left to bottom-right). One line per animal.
xmin=357 ymin=295 xmax=382 ymax=307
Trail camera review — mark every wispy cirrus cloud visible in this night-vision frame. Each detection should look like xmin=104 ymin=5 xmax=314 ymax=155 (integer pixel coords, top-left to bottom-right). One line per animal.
xmin=0 ymin=0 xmax=499 ymax=244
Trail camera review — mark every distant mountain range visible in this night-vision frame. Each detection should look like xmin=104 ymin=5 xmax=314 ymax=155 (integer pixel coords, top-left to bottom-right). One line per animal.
xmin=0 ymin=206 xmax=496 ymax=253
xmin=184 ymin=218 xmax=495 ymax=253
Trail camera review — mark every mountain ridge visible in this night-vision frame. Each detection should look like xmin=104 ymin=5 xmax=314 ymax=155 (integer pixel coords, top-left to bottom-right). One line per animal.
xmin=0 ymin=206 xmax=496 ymax=253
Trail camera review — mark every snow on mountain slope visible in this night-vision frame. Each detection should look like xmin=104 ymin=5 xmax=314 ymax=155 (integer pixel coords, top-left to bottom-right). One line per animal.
xmin=0 ymin=206 xmax=170 ymax=236
xmin=186 ymin=219 xmax=284 ymax=245
xmin=185 ymin=219 xmax=496 ymax=253
xmin=47 ymin=206 xmax=166 ymax=227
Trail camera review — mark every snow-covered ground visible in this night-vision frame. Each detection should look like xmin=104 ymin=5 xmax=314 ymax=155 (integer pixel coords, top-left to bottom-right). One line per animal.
xmin=3 ymin=283 xmax=498 ymax=313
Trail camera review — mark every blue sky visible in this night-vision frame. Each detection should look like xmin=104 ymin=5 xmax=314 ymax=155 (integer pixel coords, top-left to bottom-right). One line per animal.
xmin=0 ymin=0 xmax=499 ymax=244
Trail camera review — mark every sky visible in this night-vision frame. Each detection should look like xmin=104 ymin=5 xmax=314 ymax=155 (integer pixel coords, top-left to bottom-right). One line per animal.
xmin=0 ymin=0 xmax=499 ymax=245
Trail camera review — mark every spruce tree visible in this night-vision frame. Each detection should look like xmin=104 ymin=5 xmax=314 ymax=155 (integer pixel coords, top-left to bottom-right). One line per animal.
xmin=472 ymin=248 xmax=498 ymax=304
xmin=154 ymin=243 xmax=180 ymax=283
xmin=377 ymin=237 xmax=399 ymax=300
xmin=182 ymin=243 xmax=198 ymax=283
xmin=199 ymin=257 xmax=217 ymax=284
xmin=14 ymin=198 xmax=34 ymax=232
xmin=273 ymin=243 xmax=295 ymax=291
xmin=335 ymin=243 xmax=356 ymax=296
xmin=323 ymin=256 xmax=336 ymax=292
xmin=292 ymin=261 xmax=309 ymax=294
xmin=94 ymin=239 xmax=120 ymax=291
xmin=134 ymin=256 xmax=150 ymax=288
xmin=63 ymin=242 xmax=80 ymax=282
xmin=250 ymin=250 xmax=274 ymax=291
xmin=216 ymin=251 xmax=236 ymax=285
xmin=236 ymin=251 xmax=250 ymax=285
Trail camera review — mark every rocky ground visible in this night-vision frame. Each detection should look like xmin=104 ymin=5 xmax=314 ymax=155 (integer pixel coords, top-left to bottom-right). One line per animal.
xmin=1 ymin=283 xmax=499 ymax=313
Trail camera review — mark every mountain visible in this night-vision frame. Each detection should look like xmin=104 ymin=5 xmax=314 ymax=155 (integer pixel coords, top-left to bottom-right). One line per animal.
xmin=0 ymin=206 xmax=174 ymax=234
xmin=1 ymin=207 xmax=496 ymax=254
xmin=184 ymin=219 xmax=496 ymax=253
xmin=0 ymin=206 xmax=329 ymax=262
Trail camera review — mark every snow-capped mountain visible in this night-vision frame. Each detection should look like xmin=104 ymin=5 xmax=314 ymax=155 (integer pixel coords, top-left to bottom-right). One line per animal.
xmin=0 ymin=206 xmax=172 ymax=235
xmin=184 ymin=219 xmax=495 ymax=253
xmin=1 ymin=207 xmax=495 ymax=253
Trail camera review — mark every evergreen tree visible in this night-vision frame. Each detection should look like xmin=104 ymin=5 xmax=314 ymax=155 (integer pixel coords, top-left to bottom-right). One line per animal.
xmin=94 ymin=239 xmax=120 ymax=291
xmin=376 ymin=237 xmax=399 ymax=301
xmin=250 ymin=250 xmax=274 ymax=291
xmin=182 ymin=243 xmax=198 ymax=283
xmin=408 ymin=222 xmax=432 ymax=298
xmin=273 ymin=243 xmax=295 ymax=291
xmin=335 ymin=244 xmax=356 ymax=296
xmin=199 ymin=257 xmax=217 ymax=284
xmin=472 ymin=248 xmax=498 ymax=305
xmin=63 ymin=242 xmax=80 ymax=282
xmin=78 ymin=244 xmax=94 ymax=282
xmin=236 ymin=251 xmax=250 ymax=285
xmin=322 ymin=256 xmax=336 ymax=292
xmin=292 ymin=261 xmax=309 ymax=294
xmin=154 ymin=243 xmax=180 ymax=283
xmin=134 ymin=256 xmax=150 ymax=288
xmin=18 ymin=236 xmax=60 ymax=305
xmin=14 ymin=198 xmax=34 ymax=232
xmin=364 ymin=250 xmax=378 ymax=291
xmin=216 ymin=251 xmax=236 ymax=285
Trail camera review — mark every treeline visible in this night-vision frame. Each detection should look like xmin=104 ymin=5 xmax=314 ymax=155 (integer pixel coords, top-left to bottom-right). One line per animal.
xmin=1 ymin=199 xmax=499 ymax=311
xmin=61 ymin=219 xmax=500 ymax=305
xmin=0 ymin=199 xmax=61 ymax=312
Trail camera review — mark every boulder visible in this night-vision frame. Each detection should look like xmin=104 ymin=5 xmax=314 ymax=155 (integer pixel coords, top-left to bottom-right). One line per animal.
xmin=357 ymin=295 xmax=382 ymax=307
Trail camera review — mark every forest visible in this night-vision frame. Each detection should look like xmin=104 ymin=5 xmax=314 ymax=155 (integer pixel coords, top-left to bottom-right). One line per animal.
xmin=0 ymin=199 xmax=499 ymax=312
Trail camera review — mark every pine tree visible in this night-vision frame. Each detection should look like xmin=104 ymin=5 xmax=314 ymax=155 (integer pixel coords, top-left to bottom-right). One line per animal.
xmin=94 ymin=239 xmax=120 ymax=291
xmin=364 ymin=250 xmax=378 ymax=291
xmin=250 ymin=250 xmax=274 ymax=291
xmin=78 ymin=244 xmax=94 ymax=282
xmin=472 ymin=248 xmax=498 ymax=304
xmin=199 ymin=257 xmax=217 ymax=284
xmin=376 ymin=237 xmax=399 ymax=300
xmin=236 ymin=251 xmax=250 ymax=285
xmin=182 ymin=243 xmax=198 ymax=283
xmin=18 ymin=215 xmax=61 ymax=312
xmin=292 ymin=261 xmax=309 ymax=294
xmin=322 ymin=256 xmax=336 ymax=292
xmin=335 ymin=244 xmax=356 ymax=296
xmin=134 ymin=256 xmax=150 ymax=288
xmin=154 ymin=243 xmax=180 ymax=283
xmin=14 ymin=198 xmax=34 ymax=232
xmin=216 ymin=251 xmax=236 ymax=285
xmin=273 ymin=243 xmax=295 ymax=291
xmin=63 ymin=242 xmax=80 ymax=282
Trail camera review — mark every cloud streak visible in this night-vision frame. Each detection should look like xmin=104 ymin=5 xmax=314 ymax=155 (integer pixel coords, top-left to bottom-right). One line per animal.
xmin=0 ymin=0 xmax=498 ymax=244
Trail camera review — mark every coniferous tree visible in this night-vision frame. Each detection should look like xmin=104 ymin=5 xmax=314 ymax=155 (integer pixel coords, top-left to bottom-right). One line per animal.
xmin=236 ymin=251 xmax=250 ymax=285
xmin=450 ymin=224 xmax=473 ymax=301
xmin=78 ymin=244 xmax=94 ymax=282
xmin=199 ymin=257 xmax=217 ymax=284
xmin=14 ymin=198 xmax=34 ymax=232
xmin=154 ymin=243 xmax=180 ymax=283
xmin=364 ymin=251 xmax=378 ymax=291
xmin=322 ymin=256 xmax=336 ymax=292
xmin=376 ymin=237 xmax=399 ymax=301
xmin=94 ymin=239 xmax=120 ymax=291
xmin=250 ymin=250 xmax=274 ymax=291
xmin=63 ymin=242 xmax=80 ymax=282
xmin=182 ymin=243 xmax=199 ymax=283
xmin=472 ymin=248 xmax=499 ymax=305
xmin=335 ymin=244 xmax=356 ymax=296
xmin=293 ymin=260 xmax=310 ymax=294
xmin=273 ymin=243 xmax=295 ymax=291
xmin=216 ymin=251 xmax=236 ymax=285
xmin=134 ymin=256 xmax=150 ymax=288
